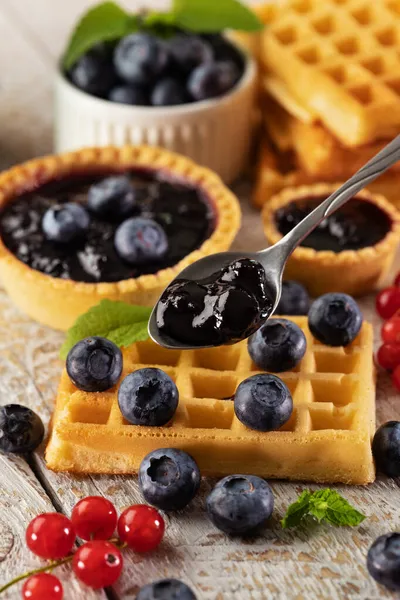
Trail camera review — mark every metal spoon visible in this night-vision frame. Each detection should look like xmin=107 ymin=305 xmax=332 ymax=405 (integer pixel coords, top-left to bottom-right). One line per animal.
xmin=149 ymin=135 xmax=400 ymax=349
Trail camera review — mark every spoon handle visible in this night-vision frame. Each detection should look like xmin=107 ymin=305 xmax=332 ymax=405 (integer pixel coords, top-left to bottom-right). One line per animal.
xmin=275 ymin=134 xmax=400 ymax=258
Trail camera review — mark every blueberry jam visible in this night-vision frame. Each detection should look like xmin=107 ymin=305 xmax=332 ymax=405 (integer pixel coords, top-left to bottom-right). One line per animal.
xmin=0 ymin=171 xmax=214 ymax=283
xmin=276 ymin=196 xmax=392 ymax=252
xmin=156 ymin=258 xmax=274 ymax=346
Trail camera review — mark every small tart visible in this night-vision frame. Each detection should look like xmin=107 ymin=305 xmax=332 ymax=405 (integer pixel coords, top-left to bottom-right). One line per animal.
xmin=0 ymin=146 xmax=241 ymax=330
xmin=263 ymin=183 xmax=400 ymax=297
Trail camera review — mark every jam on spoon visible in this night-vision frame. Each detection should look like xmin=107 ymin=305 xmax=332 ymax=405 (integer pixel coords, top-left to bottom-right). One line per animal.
xmin=155 ymin=258 xmax=274 ymax=346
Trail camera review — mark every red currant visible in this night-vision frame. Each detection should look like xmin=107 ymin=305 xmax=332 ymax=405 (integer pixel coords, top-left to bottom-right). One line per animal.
xmin=376 ymin=343 xmax=400 ymax=371
xmin=395 ymin=273 xmax=400 ymax=287
xmin=26 ymin=513 xmax=75 ymax=559
xmin=71 ymin=496 xmax=117 ymax=541
xmin=376 ymin=287 xmax=400 ymax=319
xmin=382 ymin=313 xmax=400 ymax=344
xmin=393 ymin=364 xmax=400 ymax=391
xmin=117 ymin=505 xmax=165 ymax=552
xmin=72 ymin=541 xmax=123 ymax=588
xmin=22 ymin=573 xmax=63 ymax=600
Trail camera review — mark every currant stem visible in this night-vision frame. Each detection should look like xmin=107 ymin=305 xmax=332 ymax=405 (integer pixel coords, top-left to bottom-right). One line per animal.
xmin=0 ymin=539 xmax=126 ymax=594
xmin=0 ymin=555 xmax=72 ymax=594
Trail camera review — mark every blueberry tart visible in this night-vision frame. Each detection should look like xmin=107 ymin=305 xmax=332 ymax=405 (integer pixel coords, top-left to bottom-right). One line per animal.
xmin=0 ymin=146 xmax=240 ymax=329
xmin=262 ymin=184 xmax=400 ymax=297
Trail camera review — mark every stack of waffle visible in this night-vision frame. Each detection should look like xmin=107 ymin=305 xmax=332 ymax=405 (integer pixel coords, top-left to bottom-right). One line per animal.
xmin=245 ymin=0 xmax=400 ymax=208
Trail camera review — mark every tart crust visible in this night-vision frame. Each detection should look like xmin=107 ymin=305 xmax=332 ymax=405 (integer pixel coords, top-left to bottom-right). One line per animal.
xmin=262 ymin=183 xmax=400 ymax=297
xmin=0 ymin=146 xmax=241 ymax=330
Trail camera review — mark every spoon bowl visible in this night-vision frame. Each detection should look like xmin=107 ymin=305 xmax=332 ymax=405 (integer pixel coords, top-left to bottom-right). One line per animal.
xmin=149 ymin=135 xmax=400 ymax=350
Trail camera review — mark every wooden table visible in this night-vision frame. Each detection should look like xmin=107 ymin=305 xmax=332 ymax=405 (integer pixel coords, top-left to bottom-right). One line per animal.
xmin=1 ymin=1 xmax=400 ymax=598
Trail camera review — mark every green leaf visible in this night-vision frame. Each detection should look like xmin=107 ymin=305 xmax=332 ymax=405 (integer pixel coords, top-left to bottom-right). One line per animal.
xmin=310 ymin=490 xmax=366 ymax=527
xmin=172 ymin=0 xmax=263 ymax=33
xmin=63 ymin=2 xmax=135 ymax=70
xmin=281 ymin=489 xmax=366 ymax=529
xmin=281 ymin=491 xmax=312 ymax=529
xmin=60 ymin=300 xmax=152 ymax=359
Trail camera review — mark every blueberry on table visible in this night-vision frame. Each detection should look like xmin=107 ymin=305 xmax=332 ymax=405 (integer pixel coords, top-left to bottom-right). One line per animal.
xmin=0 ymin=404 xmax=44 ymax=453
xmin=187 ymin=61 xmax=240 ymax=101
xmin=114 ymin=33 xmax=169 ymax=86
xmin=118 ymin=368 xmax=178 ymax=426
xmin=168 ymin=34 xmax=213 ymax=75
xmin=234 ymin=373 xmax=293 ymax=432
xmin=87 ymin=175 xmax=136 ymax=220
xmin=372 ymin=421 xmax=400 ymax=477
xmin=108 ymin=85 xmax=149 ymax=106
xmin=139 ymin=448 xmax=201 ymax=511
xmin=276 ymin=281 xmax=310 ymax=315
xmin=151 ymin=78 xmax=190 ymax=107
xmin=69 ymin=45 xmax=116 ymax=97
xmin=137 ymin=578 xmax=197 ymax=600
xmin=42 ymin=203 xmax=90 ymax=244
xmin=206 ymin=475 xmax=274 ymax=535
xmin=114 ymin=217 xmax=168 ymax=265
xmin=308 ymin=293 xmax=362 ymax=346
xmin=367 ymin=533 xmax=400 ymax=591
xmin=248 ymin=318 xmax=307 ymax=372
xmin=66 ymin=337 xmax=123 ymax=392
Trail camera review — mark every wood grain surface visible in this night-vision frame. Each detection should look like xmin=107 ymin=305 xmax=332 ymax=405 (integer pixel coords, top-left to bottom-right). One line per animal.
xmin=0 ymin=1 xmax=400 ymax=599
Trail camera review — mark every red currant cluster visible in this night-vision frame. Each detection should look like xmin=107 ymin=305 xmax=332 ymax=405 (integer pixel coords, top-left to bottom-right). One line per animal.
xmin=376 ymin=273 xmax=400 ymax=390
xmin=4 ymin=496 xmax=164 ymax=598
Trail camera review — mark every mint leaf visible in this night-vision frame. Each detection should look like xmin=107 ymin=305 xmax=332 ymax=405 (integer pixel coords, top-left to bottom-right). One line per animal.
xmin=172 ymin=0 xmax=263 ymax=32
xmin=281 ymin=489 xmax=366 ymax=529
xmin=60 ymin=300 xmax=152 ymax=359
xmin=63 ymin=2 xmax=136 ymax=70
xmin=310 ymin=490 xmax=366 ymax=527
xmin=281 ymin=491 xmax=312 ymax=529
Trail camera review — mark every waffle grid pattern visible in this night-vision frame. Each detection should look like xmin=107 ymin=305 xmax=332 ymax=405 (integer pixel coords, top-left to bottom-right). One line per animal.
xmin=46 ymin=318 xmax=375 ymax=484
xmin=262 ymin=0 xmax=400 ymax=145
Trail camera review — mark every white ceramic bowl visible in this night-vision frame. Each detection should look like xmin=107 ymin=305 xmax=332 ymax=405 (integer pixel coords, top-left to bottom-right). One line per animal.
xmin=54 ymin=49 xmax=257 ymax=184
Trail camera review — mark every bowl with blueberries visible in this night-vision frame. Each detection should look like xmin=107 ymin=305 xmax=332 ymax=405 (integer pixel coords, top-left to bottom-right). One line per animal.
xmin=55 ymin=0 xmax=261 ymax=183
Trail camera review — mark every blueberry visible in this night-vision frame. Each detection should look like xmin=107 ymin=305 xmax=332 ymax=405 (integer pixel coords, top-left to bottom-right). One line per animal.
xmin=206 ymin=475 xmax=274 ymax=535
xmin=137 ymin=579 xmax=197 ymax=600
xmin=367 ymin=533 xmax=400 ymax=591
xmin=139 ymin=448 xmax=201 ymax=511
xmin=0 ymin=404 xmax=44 ymax=453
xmin=151 ymin=78 xmax=189 ymax=106
xmin=187 ymin=61 xmax=239 ymax=101
xmin=308 ymin=293 xmax=363 ymax=346
xmin=108 ymin=85 xmax=149 ymax=106
xmin=69 ymin=45 xmax=116 ymax=97
xmin=247 ymin=318 xmax=307 ymax=372
xmin=42 ymin=202 xmax=90 ymax=244
xmin=372 ymin=421 xmax=400 ymax=477
xmin=277 ymin=281 xmax=310 ymax=315
xmin=114 ymin=217 xmax=168 ymax=265
xmin=234 ymin=373 xmax=293 ymax=431
xmin=118 ymin=368 xmax=178 ymax=426
xmin=87 ymin=175 xmax=136 ymax=220
xmin=168 ymin=34 xmax=213 ymax=75
xmin=114 ymin=33 xmax=169 ymax=85
xmin=66 ymin=337 xmax=123 ymax=392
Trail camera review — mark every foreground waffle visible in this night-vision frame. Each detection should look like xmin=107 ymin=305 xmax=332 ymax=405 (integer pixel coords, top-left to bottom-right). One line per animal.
xmin=46 ymin=317 xmax=376 ymax=484
xmin=261 ymin=0 xmax=400 ymax=146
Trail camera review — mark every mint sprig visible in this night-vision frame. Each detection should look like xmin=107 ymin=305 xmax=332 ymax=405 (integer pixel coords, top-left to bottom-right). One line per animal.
xmin=63 ymin=0 xmax=263 ymax=70
xmin=60 ymin=300 xmax=152 ymax=359
xmin=281 ymin=489 xmax=366 ymax=529
xmin=63 ymin=2 xmax=137 ymax=70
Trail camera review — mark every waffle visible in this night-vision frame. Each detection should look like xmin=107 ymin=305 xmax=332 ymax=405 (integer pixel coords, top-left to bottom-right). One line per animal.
xmin=261 ymin=0 xmax=400 ymax=146
xmin=253 ymin=142 xmax=400 ymax=208
xmin=262 ymin=95 xmax=400 ymax=179
xmin=46 ymin=317 xmax=375 ymax=485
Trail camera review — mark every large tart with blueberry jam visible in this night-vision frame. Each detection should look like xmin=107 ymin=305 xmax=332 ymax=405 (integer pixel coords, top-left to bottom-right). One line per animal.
xmin=0 ymin=146 xmax=240 ymax=330
xmin=262 ymin=184 xmax=400 ymax=297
